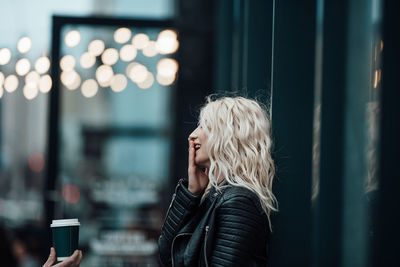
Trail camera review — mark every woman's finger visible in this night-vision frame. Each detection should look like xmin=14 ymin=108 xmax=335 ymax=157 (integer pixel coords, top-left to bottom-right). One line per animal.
xmin=43 ymin=247 xmax=56 ymax=267
xmin=69 ymin=250 xmax=80 ymax=263
xmin=53 ymin=250 xmax=81 ymax=267
xmin=71 ymin=250 xmax=82 ymax=265
xmin=188 ymin=140 xmax=195 ymax=167
xmin=77 ymin=251 xmax=83 ymax=266
xmin=77 ymin=250 xmax=82 ymax=265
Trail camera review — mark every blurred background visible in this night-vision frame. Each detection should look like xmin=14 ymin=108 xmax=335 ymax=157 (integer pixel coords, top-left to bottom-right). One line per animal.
xmin=0 ymin=0 xmax=399 ymax=266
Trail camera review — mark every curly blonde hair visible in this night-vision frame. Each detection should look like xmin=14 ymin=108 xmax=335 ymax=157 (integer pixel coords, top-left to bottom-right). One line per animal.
xmin=199 ymin=96 xmax=278 ymax=230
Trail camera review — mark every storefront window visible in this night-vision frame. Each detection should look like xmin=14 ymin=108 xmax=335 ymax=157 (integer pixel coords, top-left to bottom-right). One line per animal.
xmin=54 ymin=22 xmax=178 ymax=265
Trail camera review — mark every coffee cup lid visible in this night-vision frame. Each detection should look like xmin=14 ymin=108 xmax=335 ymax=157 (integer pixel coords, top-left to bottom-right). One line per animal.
xmin=50 ymin=219 xmax=80 ymax=227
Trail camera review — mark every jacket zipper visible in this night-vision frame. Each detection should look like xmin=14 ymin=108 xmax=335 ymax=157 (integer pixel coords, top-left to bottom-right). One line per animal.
xmin=171 ymin=232 xmax=192 ymax=267
xmin=204 ymin=225 xmax=210 ymax=267
xmin=161 ymin=193 xmax=176 ymax=228
xmin=162 ymin=182 xmax=180 ymax=227
xmin=167 ymin=193 xmax=176 ymax=216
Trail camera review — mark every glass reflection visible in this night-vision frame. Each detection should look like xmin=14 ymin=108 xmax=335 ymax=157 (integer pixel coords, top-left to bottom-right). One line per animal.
xmin=57 ymin=24 xmax=178 ymax=265
xmin=311 ymin=1 xmax=383 ymax=266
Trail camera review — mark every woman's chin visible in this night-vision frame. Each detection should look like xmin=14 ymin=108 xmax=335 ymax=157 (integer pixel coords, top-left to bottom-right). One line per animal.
xmin=194 ymin=161 xmax=204 ymax=168
xmin=194 ymin=160 xmax=210 ymax=169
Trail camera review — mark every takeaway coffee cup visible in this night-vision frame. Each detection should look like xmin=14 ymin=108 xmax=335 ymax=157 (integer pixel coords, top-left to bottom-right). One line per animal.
xmin=50 ymin=219 xmax=80 ymax=261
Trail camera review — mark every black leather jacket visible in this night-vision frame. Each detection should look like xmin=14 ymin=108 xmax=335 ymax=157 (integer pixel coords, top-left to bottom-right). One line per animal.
xmin=158 ymin=179 xmax=270 ymax=267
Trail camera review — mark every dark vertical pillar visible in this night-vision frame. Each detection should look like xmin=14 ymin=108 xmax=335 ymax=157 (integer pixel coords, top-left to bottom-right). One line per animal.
xmin=214 ymin=0 xmax=233 ymax=91
xmin=230 ymin=0 xmax=245 ymax=90
xmin=44 ymin=16 xmax=62 ymax=245
xmin=312 ymin=0 xmax=348 ymax=266
xmin=269 ymin=0 xmax=316 ymax=266
xmin=374 ymin=1 xmax=400 ymax=266
xmin=341 ymin=0 xmax=374 ymax=266
xmin=214 ymin=0 xmax=274 ymax=99
xmin=314 ymin=0 xmax=379 ymax=266
xmin=244 ymin=0 xmax=273 ymax=99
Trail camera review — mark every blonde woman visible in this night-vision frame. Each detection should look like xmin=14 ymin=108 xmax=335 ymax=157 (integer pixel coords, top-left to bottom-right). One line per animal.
xmin=159 ymin=96 xmax=277 ymax=267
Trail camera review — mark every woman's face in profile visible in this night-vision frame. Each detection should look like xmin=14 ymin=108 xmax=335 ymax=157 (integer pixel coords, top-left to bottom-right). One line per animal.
xmin=189 ymin=125 xmax=210 ymax=168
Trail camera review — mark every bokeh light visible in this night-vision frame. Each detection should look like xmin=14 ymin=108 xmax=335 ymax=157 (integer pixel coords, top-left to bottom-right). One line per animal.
xmin=156 ymin=29 xmax=179 ymax=54
xmin=128 ymin=64 xmax=148 ymax=83
xmin=110 ymin=74 xmax=128 ymax=93
xmin=0 ymin=73 xmax=3 ymax=97
xmin=39 ymin=75 xmax=52 ymax=93
xmin=23 ymin=84 xmax=39 ymax=100
xmin=17 ymin=37 xmax=32 ymax=53
xmin=132 ymin=33 xmax=150 ymax=49
xmin=62 ymin=183 xmax=80 ymax=205
xmin=96 ymin=65 xmax=114 ymax=87
xmin=60 ymin=55 xmax=76 ymax=71
xmin=88 ymin=40 xmax=105 ymax=56
xmin=61 ymin=71 xmax=81 ymax=90
xmin=137 ymin=71 xmax=154 ymax=89
xmin=157 ymin=58 xmax=178 ymax=77
xmin=34 ymin=56 xmax=50 ymax=74
xmin=25 ymin=71 xmax=40 ymax=89
xmin=374 ymin=70 xmax=378 ymax=88
xmin=101 ymin=48 xmax=119 ymax=65
xmin=157 ymin=73 xmax=176 ymax=86
xmin=0 ymin=72 xmax=4 ymax=86
xmin=81 ymin=79 xmax=99 ymax=98
xmin=80 ymin=52 xmax=96 ymax=69
xmin=65 ymin=30 xmax=81 ymax=48
xmin=28 ymin=152 xmax=45 ymax=172
xmin=143 ymin=41 xmax=158 ymax=57
xmin=158 ymin=29 xmax=178 ymax=40
xmin=66 ymin=74 xmax=81 ymax=90
xmin=120 ymin=44 xmax=137 ymax=62
xmin=15 ymin=58 xmax=31 ymax=76
xmin=4 ymin=75 xmax=19 ymax=93
xmin=126 ymin=62 xmax=139 ymax=76
xmin=0 ymin=48 xmax=12 ymax=65
xmin=114 ymin=27 xmax=132 ymax=44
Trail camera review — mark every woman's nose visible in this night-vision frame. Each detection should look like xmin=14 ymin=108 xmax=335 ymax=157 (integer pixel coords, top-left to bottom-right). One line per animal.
xmin=188 ymin=131 xmax=198 ymax=140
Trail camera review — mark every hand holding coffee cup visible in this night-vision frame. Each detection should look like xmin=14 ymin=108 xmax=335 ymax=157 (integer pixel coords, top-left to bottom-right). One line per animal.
xmin=45 ymin=219 xmax=81 ymax=266
xmin=43 ymin=247 xmax=82 ymax=267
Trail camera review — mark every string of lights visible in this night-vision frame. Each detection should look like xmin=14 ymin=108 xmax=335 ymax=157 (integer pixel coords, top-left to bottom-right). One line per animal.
xmin=0 ymin=27 xmax=179 ymax=100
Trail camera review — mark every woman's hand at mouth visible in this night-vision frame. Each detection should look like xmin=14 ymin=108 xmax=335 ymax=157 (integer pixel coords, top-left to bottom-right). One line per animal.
xmin=187 ymin=140 xmax=209 ymax=195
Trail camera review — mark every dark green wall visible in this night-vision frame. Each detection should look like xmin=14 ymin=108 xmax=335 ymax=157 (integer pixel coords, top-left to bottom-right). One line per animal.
xmin=212 ymin=0 xmax=398 ymax=266
xmin=214 ymin=0 xmax=273 ymax=101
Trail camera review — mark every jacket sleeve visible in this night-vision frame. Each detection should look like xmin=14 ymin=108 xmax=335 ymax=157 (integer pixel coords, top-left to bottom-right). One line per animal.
xmin=209 ymin=195 xmax=269 ymax=267
xmin=158 ymin=179 xmax=202 ymax=266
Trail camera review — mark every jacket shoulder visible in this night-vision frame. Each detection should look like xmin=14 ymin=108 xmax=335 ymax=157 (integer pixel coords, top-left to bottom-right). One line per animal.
xmin=217 ymin=185 xmax=265 ymax=214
